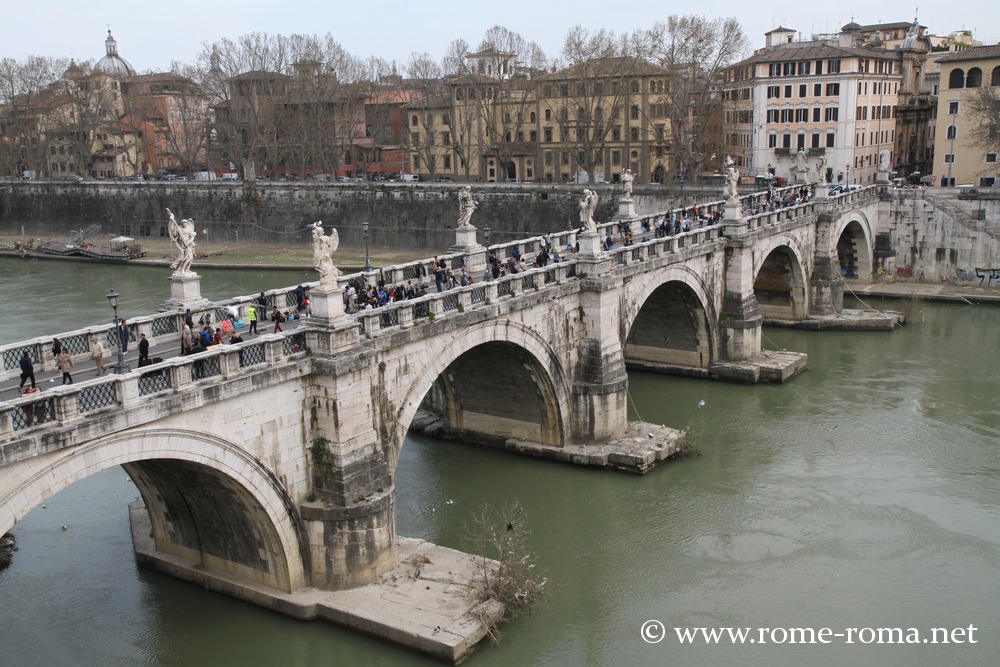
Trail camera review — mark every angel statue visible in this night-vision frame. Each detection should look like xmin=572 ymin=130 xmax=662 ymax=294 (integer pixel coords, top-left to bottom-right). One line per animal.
xmin=310 ymin=221 xmax=340 ymax=288
xmin=457 ymin=186 xmax=478 ymax=229
xmin=815 ymin=156 xmax=828 ymax=185
xmin=621 ymin=168 xmax=634 ymax=200
xmin=166 ymin=207 xmax=196 ymax=276
xmin=579 ymin=189 xmax=598 ymax=234
xmin=723 ymin=156 xmax=740 ymax=205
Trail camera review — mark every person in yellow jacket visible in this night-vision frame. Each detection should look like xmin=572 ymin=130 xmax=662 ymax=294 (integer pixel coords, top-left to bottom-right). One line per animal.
xmin=247 ymin=304 xmax=259 ymax=334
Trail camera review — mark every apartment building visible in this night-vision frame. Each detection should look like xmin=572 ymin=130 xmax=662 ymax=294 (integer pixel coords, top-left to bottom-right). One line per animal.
xmin=932 ymin=46 xmax=1000 ymax=187
xmin=723 ymin=24 xmax=902 ymax=185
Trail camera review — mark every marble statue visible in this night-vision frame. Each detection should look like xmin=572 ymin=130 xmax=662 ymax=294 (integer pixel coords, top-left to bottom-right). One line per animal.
xmin=815 ymin=156 xmax=828 ymax=185
xmin=723 ymin=156 xmax=739 ymax=204
xmin=167 ymin=207 xmax=196 ymax=276
xmin=579 ymin=189 xmax=598 ymax=234
xmin=621 ymin=168 xmax=634 ymax=201
xmin=456 ymin=186 xmax=478 ymax=229
xmin=310 ymin=221 xmax=340 ymax=288
xmin=795 ymin=148 xmax=807 ymax=172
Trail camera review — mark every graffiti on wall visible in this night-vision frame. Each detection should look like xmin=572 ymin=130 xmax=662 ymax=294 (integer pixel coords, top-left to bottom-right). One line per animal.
xmin=956 ymin=268 xmax=1000 ymax=286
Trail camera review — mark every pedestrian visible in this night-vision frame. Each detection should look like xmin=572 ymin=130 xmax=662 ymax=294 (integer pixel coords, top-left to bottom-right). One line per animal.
xmin=184 ymin=309 xmax=194 ymax=330
xmin=18 ymin=350 xmax=36 ymax=390
xmin=118 ymin=319 xmax=129 ymax=352
xmin=138 ymin=333 xmax=149 ymax=365
xmin=257 ymin=292 xmax=269 ymax=321
xmin=57 ymin=348 xmax=74 ymax=384
xmin=294 ymin=285 xmax=306 ymax=311
xmin=272 ymin=307 xmax=284 ymax=333
xmin=181 ymin=323 xmax=193 ymax=355
xmin=214 ymin=328 xmax=223 ymax=345
xmin=90 ymin=336 xmax=106 ymax=375
xmin=247 ymin=304 xmax=259 ymax=334
xmin=51 ymin=337 xmax=63 ymax=376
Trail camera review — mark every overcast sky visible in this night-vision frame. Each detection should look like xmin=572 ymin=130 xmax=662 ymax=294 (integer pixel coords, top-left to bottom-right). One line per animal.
xmin=4 ymin=0 xmax=997 ymax=73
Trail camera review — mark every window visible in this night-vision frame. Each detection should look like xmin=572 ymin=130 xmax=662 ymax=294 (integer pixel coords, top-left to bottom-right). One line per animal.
xmin=781 ymin=108 xmax=793 ymax=123
xmin=782 ymin=133 xmax=792 ymax=148
xmin=827 ymin=59 xmax=840 ymax=74
xmin=944 ymin=153 xmax=955 ymax=163
xmin=767 ymin=85 xmax=780 ymax=98
xmin=441 ymin=132 xmax=450 ymax=145
xmin=993 ymin=66 xmax=1000 ymax=86
xmin=443 ymin=156 xmax=451 ymax=170
xmin=811 ymin=133 xmax=820 ymax=148
xmin=949 ymin=69 xmax=966 ymax=89
xmin=814 ymin=83 xmax=822 ymax=96
xmin=798 ymin=61 xmax=811 ymax=75
xmin=529 ymin=130 xmax=537 ymax=142
xmin=799 ymin=84 xmax=807 ymax=97
xmin=544 ymin=127 xmax=552 ymax=142
xmin=946 ymin=125 xmax=957 ymax=140
xmin=784 ymin=85 xmax=792 ymax=98
xmin=412 ymin=155 xmax=421 ymax=169
xmin=967 ymin=67 xmax=983 ymax=88
xmin=767 ymin=108 xmax=780 ymax=122
xmin=411 ymin=132 xmax=420 ymax=146
xmin=611 ymin=150 xmax=621 ymax=165
xmin=986 ymin=153 xmax=998 ymax=163
xmin=812 ymin=107 xmax=821 ymax=122
xmin=948 ymin=101 xmax=960 ymax=115
xmin=545 ymin=109 xmax=552 ymax=121
xmin=630 ymin=128 xmax=639 ymax=141
xmin=768 ymin=133 xmax=777 ymax=148
xmin=826 ymin=82 xmax=840 ymax=96
xmin=630 ymin=105 xmax=640 ymax=120
xmin=826 ymin=132 xmax=835 ymax=147
xmin=795 ymin=108 xmax=809 ymax=122
xmin=411 ymin=114 xmax=418 ymax=126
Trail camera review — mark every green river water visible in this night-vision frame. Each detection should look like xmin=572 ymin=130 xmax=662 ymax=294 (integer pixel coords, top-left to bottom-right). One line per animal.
xmin=0 ymin=257 xmax=997 ymax=667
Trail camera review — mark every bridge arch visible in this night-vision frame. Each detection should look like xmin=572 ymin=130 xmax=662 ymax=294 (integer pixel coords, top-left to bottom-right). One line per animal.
xmin=753 ymin=235 xmax=811 ymax=320
xmin=1 ymin=429 xmax=306 ymax=592
xmin=832 ymin=211 xmax=874 ymax=280
xmin=622 ymin=264 xmax=719 ymax=374
xmin=394 ymin=320 xmax=571 ymax=467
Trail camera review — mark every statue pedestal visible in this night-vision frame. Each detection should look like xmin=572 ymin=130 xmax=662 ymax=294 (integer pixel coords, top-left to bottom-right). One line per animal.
xmin=723 ymin=201 xmax=749 ymax=238
xmin=876 ymin=170 xmax=890 ymax=183
xmin=160 ymin=273 xmax=211 ymax=312
xmin=309 ymin=285 xmax=347 ymax=324
xmin=577 ymin=231 xmax=602 ymax=255
xmin=793 ymin=169 xmax=808 ymax=184
xmin=814 ymin=184 xmax=830 ymax=200
xmin=616 ymin=200 xmax=636 ymax=219
xmin=450 ymin=227 xmax=480 ymax=250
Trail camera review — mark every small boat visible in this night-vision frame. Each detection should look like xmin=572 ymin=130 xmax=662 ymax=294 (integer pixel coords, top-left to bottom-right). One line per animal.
xmin=76 ymin=236 xmax=146 ymax=261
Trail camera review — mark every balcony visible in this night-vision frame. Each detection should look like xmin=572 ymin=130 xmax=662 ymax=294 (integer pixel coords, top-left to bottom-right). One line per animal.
xmin=807 ymin=147 xmax=826 ymax=156
xmin=774 ymin=147 xmax=790 ymax=156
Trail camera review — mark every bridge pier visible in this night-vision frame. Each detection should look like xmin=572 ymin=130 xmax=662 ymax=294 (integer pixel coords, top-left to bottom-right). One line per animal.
xmin=810 ymin=209 xmax=847 ymax=315
xmin=572 ymin=252 xmax=629 ymax=444
xmin=719 ymin=235 xmax=763 ymax=361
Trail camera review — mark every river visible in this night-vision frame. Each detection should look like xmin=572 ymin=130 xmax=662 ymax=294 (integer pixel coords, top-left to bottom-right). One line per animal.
xmin=1 ymin=257 xmax=998 ymax=667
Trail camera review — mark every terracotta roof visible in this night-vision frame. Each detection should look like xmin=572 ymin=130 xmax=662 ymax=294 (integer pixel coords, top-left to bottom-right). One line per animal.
xmin=858 ymin=21 xmax=923 ymax=31
xmin=544 ymin=57 xmax=666 ymax=80
xmin=935 ymin=45 xmax=1000 ymax=63
xmin=765 ymin=26 xmax=796 ymax=35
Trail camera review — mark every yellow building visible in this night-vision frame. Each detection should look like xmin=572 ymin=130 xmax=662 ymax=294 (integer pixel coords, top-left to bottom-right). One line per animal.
xmin=932 ymin=46 xmax=1000 ymax=187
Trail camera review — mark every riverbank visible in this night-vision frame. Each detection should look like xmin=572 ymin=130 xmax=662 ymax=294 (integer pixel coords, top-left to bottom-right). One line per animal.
xmin=0 ymin=236 xmax=425 ymax=272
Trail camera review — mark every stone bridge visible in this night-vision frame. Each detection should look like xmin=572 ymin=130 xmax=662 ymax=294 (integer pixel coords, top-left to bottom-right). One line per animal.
xmin=0 ymin=185 xmax=884 ymax=614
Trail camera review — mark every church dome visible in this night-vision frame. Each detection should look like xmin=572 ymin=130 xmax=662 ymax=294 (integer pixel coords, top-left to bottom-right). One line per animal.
xmin=96 ymin=30 xmax=135 ymax=77
xmin=841 ymin=21 xmax=862 ymax=32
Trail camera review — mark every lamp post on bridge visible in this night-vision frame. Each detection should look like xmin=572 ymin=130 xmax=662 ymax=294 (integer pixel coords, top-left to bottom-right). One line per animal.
xmin=105 ymin=288 xmax=129 ymax=374
xmin=361 ymin=220 xmax=372 ymax=272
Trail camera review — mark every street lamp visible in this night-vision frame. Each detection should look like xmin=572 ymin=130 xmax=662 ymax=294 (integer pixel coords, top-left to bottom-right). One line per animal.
xmin=105 ymin=288 xmax=129 ymax=374
xmin=361 ymin=220 xmax=371 ymax=272
xmin=483 ymin=225 xmax=490 ymax=244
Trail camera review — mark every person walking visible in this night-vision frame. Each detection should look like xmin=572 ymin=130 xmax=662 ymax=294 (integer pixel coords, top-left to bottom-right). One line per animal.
xmin=56 ymin=348 xmax=74 ymax=384
xmin=272 ymin=307 xmax=284 ymax=333
xmin=247 ymin=304 xmax=259 ymax=334
xmin=90 ymin=336 xmax=106 ymax=375
xmin=18 ymin=350 xmax=36 ymax=390
xmin=51 ymin=338 xmax=63 ymax=376
xmin=257 ymin=292 xmax=269 ymax=321
xmin=118 ymin=320 xmax=130 ymax=353
xmin=138 ymin=333 xmax=150 ymax=365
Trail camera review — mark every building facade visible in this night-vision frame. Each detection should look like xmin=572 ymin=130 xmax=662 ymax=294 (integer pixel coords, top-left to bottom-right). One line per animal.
xmin=932 ymin=46 xmax=1000 ymax=187
xmin=724 ymin=25 xmax=903 ymax=186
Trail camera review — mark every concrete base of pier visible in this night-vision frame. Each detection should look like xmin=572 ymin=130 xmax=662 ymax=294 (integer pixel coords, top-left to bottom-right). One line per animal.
xmin=765 ymin=308 xmax=906 ymax=331
xmin=128 ymin=501 xmax=501 ymax=664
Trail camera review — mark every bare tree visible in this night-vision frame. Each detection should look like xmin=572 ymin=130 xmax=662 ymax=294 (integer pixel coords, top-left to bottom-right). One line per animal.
xmin=639 ymin=16 xmax=749 ymax=183
xmin=0 ymin=56 xmax=66 ymax=176
xmin=452 ymin=26 xmax=547 ymax=181
xmin=547 ymin=27 xmax=658 ymax=184
xmin=965 ymin=84 xmax=1000 ymax=177
xmin=405 ymin=53 xmax=450 ymax=180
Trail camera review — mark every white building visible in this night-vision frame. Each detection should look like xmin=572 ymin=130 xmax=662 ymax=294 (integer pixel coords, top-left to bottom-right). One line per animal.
xmin=723 ymin=24 xmax=902 ymax=185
